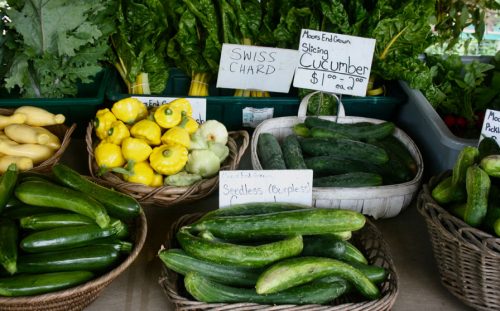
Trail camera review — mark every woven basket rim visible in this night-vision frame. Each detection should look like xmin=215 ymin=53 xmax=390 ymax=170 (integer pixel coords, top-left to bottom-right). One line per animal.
xmin=85 ymin=121 xmax=249 ymax=206
xmin=0 ymin=209 xmax=147 ymax=305
xmin=158 ymin=212 xmax=399 ymax=311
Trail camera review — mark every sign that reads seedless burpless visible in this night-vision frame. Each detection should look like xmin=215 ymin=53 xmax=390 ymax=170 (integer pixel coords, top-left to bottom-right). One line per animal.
xmin=480 ymin=109 xmax=500 ymax=142
xmin=293 ymin=29 xmax=376 ymax=97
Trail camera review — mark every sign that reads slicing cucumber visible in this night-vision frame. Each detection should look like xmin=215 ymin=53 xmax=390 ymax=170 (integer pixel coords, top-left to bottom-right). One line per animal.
xmin=293 ymin=29 xmax=376 ymax=97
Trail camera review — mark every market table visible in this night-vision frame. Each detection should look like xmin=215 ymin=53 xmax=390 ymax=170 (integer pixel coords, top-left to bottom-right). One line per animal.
xmin=61 ymin=139 xmax=472 ymax=311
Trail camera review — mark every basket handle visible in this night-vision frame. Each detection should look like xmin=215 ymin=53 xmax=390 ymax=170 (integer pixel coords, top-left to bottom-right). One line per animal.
xmin=297 ymin=91 xmax=346 ymax=119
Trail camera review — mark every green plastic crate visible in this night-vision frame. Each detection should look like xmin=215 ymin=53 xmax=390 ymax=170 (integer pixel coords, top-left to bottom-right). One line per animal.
xmin=106 ymin=68 xmax=407 ymax=130
xmin=0 ymin=69 xmax=111 ymax=137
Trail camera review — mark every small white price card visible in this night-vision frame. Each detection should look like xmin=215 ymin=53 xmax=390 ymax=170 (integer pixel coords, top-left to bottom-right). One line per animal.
xmin=132 ymin=96 xmax=207 ymax=123
xmin=293 ymin=29 xmax=376 ymax=97
xmin=216 ymin=43 xmax=298 ymax=93
xmin=219 ymin=170 xmax=313 ymax=207
xmin=480 ymin=109 xmax=500 ymax=142
xmin=242 ymin=107 xmax=274 ymax=128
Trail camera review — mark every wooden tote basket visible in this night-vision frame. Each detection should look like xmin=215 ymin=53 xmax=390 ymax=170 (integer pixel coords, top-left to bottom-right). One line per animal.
xmin=159 ymin=213 xmax=399 ymax=311
xmin=0 ymin=209 xmax=147 ymax=311
xmin=86 ymin=123 xmax=249 ymax=206
xmin=418 ymin=172 xmax=500 ymax=311
xmin=0 ymin=108 xmax=76 ymax=173
xmin=250 ymin=92 xmax=424 ymax=219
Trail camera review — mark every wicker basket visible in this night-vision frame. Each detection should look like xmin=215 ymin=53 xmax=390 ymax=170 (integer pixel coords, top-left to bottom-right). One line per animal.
xmin=250 ymin=92 xmax=424 ymax=219
xmin=418 ymin=171 xmax=500 ymax=311
xmin=0 ymin=108 xmax=76 ymax=173
xmin=86 ymin=123 xmax=249 ymax=206
xmin=158 ymin=213 xmax=399 ymax=311
xmin=0 ymin=206 xmax=147 ymax=311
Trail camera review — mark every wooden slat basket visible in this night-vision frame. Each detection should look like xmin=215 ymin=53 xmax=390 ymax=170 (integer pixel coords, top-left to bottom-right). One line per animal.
xmin=158 ymin=213 xmax=399 ymax=311
xmin=418 ymin=171 xmax=500 ymax=311
xmin=250 ymin=92 xmax=424 ymax=219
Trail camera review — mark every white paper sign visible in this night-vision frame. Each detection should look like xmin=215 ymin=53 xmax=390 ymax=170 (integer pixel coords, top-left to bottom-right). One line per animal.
xmin=216 ymin=44 xmax=298 ymax=93
xmin=293 ymin=29 xmax=376 ymax=97
xmin=132 ymin=96 xmax=207 ymax=123
xmin=242 ymin=107 xmax=274 ymax=128
xmin=480 ymin=109 xmax=500 ymax=142
xmin=219 ymin=170 xmax=313 ymax=207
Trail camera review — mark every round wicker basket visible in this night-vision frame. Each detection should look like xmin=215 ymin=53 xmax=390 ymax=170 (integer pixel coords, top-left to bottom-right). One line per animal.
xmin=158 ymin=213 xmax=399 ymax=311
xmin=86 ymin=122 xmax=249 ymax=206
xmin=0 ymin=207 xmax=147 ymax=311
xmin=418 ymin=171 xmax=500 ymax=311
xmin=0 ymin=108 xmax=76 ymax=173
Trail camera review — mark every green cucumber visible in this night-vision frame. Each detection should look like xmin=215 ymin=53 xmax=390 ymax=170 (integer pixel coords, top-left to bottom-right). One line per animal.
xmin=304 ymin=117 xmax=395 ymax=140
xmin=309 ymin=127 xmax=350 ymax=139
xmin=480 ymin=155 xmax=500 ymax=178
xmin=0 ymin=271 xmax=94 ymax=297
xmin=255 ymin=256 xmax=380 ymax=299
xmin=176 ymin=228 xmax=303 ymax=268
xmin=20 ymin=220 xmax=126 ymax=253
xmin=431 ymin=176 xmax=467 ymax=205
xmin=19 ymin=213 xmax=95 ymax=230
xmin=190 ymin=208 xmax=366 ymax=239
xmin=292 ymin=123 xmax=310 ymax=137
xmin=184 ymin=272 xmax=348 ymax=305
xmin=0 ymin=163 xmax=18 ymax=214
xmin=452 ymin=146 xmax=479 ymax=186
xmin=377 ymin=135 xmax=418 ymax=175
xmin=201 ymin=202 xmax=309 ymax=219
xmin=478 ymin=137 xmax=500 ymax=161
xmin=52 ymin=164 xmax=140 ymax=220
xmin=305 ymin=156 xmax=376 ymax=176
xmin=464 ymin=165 xmax=490 ymax=227
xmin=302 ymin=235 xmax=368 ymax=264
xmin=0 ymin=218 xmax=18 ymax=274
xmin=14 ymin=180 xmax=110 ymax=228
xmin=368 ymin=139 xmax=413 ymax=184
xmin=300 ymin=138 xmax=388 ymax=165
xmin=313 ymin=172 xmax=383 ymax=187
xmin=281 ymin=135 xmax=307 ymax=169
xmin=17 ymin=245 xmax=121 ymax=274
xmin=347 ymin=262 xmax=388 ymax=285
xmin=257 ymin=133 xmax=286 ymax=169
xmin=159 ymin=248 xmax=262 ymax=287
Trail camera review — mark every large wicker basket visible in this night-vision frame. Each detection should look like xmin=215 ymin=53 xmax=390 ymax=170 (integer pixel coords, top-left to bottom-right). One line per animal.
xmin=86 ymin=123 xmax=249 ymax=206
xmin=0 ymin=206 xmax=147 ymax=311
xmin=250 ymin=92 xmax=424 ymax=219
xmin=0 ymin=108 xmax=76 ymax=173
xmin=418 ymin=171 xmax=500 ymax=311
xmin=158 ymin=213 xmax=399 ymax=311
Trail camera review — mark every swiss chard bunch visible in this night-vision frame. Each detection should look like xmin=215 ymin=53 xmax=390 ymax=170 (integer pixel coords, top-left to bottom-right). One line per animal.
xmin=2 ymin=0 xmax=116 ymax=98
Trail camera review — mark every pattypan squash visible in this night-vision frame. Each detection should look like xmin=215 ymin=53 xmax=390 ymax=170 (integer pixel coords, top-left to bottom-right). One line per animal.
xmin=169 ymin=98 xmax=192 ymax=117
xmin=121 ymin=137 xmax=152 ymax=162
xmin=153 ymin=104 xmax=181 ymax=129
xmin=94 ymin=108 xmax=117 ymax=140
xmin=111 ymin=98 xmax=148 ymax=124
xmin=122 ymin=161 xmax=155 ymax=186
xmin=94 ymin=142 xmax=125 ymax=173
xmin=161 ymin=126 xmax=190 ymax=149
xmin=149 ymin=144 xmax=188 ymax=175
xmin=104 ymin=120 xmax=130 ymax=145
xmin=130 ymin=119 xmax=161 ymax=146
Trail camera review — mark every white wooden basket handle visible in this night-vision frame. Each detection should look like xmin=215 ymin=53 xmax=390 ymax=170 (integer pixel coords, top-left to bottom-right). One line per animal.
xmin=297 ymin=91 xmax=346 ymax=118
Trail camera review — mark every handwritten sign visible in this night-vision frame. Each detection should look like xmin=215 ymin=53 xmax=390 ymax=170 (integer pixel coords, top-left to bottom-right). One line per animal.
xmin=219 ymin=170 xmax=313 ymax=207
xmin=480 ymin=109 xmax=500 ymax=142
xmin=132 ymin=96 xmax=207 ymax=123
xmin=216 ymin=44 xmax=298 ymax=93
xmin=293 ymin=29 xmax=376 ymax=97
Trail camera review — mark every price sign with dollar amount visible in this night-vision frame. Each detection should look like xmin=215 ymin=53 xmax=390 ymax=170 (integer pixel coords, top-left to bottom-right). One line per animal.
xmin=293 ymin=29 xmax=376 ymax=97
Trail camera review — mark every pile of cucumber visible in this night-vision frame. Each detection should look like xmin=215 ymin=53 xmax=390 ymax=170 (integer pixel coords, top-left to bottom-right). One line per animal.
xmin=159 ymin=203 xmax=389 ymax=305
xmin=257 ymin=117 xmax=418 ymax=187
xmin=0 ymin=163 xmax=141 ymax=297
xmin=432 ymin=137 xmax=500 ymax=236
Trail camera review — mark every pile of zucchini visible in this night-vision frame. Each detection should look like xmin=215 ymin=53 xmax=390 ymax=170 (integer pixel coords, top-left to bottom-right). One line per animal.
xmin=257 ymin=117 xmax=418 ymax=187
xmin=431 ymin=137 xmax=500 ymax=236
xmin=159 ymin=203 xmax=389 ymax=305
xmin=0 ymin=163 xmax=141 ymax=297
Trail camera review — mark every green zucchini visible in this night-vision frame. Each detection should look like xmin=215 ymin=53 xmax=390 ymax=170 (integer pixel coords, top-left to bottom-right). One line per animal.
xmin=257 ymin=133 xmax=286 ymax=169
xmin=4 ymin=196 xmax=23 ymax=209
xmin=478 ymin=137 xmax=500 ymax=161
xmin=0 ymin=218 xmax=18 ymax=274
xmin=300 ymin=138 xmax=389 ymax=165
xmin=304 ymin=117 xmax=395 ymax=140
xmin=302 ymin=235 xmax=368 ymax=264
xmin=0 ymin=163 xmax=18 ymax=214
xmin=2 ymin=205 xmax=61 ymax=219
xmin=452 ymin=146 xmax=479 ymax=186
xmin=20 ymin=220 xmax=126 ymax=253
xmin=313 ymin=172 xmax=383 ymax=187
xmin=190 ymin=208 xmax=366 ymax=239
xmin=480 ymin=155 xmax=500 ymax=178
xmin=431 ymin=176 xmax=467 ymax=205
xmin=281 ymin=135 xmax=307 ymax=169
xmin=184 ymin=272 xmax=348 ymax=305
xmin=17 ymin=245 xmax=121 ymax=274
xmin=177 ymin=227 xmax=303 ymax=267
xmin=159 ymin=248 xmax=263 ymax=287
xmin=201 ymin=202 xmax=309 ymax=219
xmin=14 ymin=180 xmax=110 ymax=228
xmin=94 ymin=238 xmax=133 ymax=253
xmin=51 ymin=164 xmax=140 ymax=220
xmin=255 ymin=256 xmax=380 ymax=299
xmin=0 ymin=271 xmax=94 ymax=297
xmin=464 ymin=165 xmax=490 ymax=227
xmin=19 ymin=213 xmax=95 ymax=231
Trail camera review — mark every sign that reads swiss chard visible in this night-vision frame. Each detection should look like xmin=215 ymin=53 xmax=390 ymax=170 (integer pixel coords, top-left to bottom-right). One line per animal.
xmin=480 ymin=109 xmax=500 ymax=142
xmin=293 ymin=29 xmax=376 ymax=97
